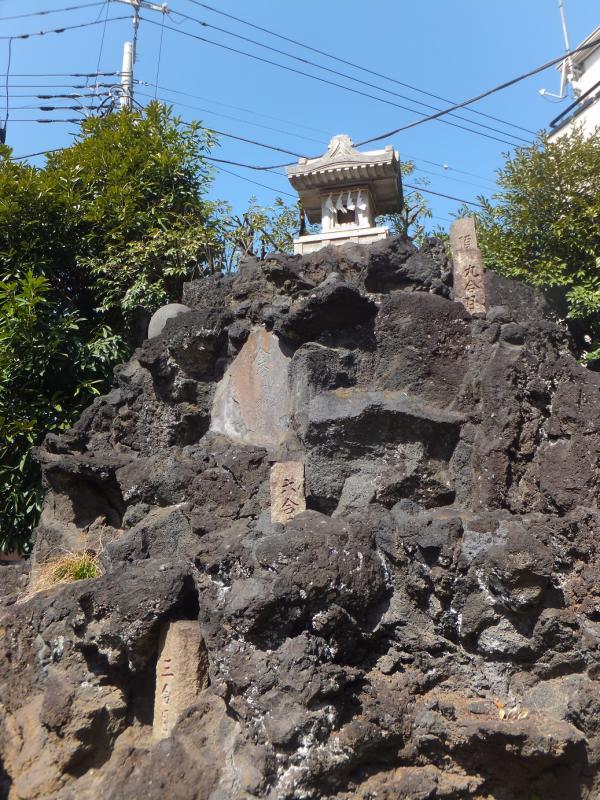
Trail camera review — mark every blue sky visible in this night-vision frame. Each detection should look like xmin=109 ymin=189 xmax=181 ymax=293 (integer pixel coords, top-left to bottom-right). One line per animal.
xmin=1 ymin=0 xmax=598 ymax=230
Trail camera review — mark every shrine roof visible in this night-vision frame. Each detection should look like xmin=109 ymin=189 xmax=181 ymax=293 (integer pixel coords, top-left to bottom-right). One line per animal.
xmin=287 ymin=134 xmax=402 ymax=221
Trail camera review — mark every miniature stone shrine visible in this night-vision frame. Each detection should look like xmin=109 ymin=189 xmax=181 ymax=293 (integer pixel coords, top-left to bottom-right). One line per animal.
xmin=286 ymin=134 xmax=402 ymax=254
xmin=450 ymin=217 xmax=486 ymax=314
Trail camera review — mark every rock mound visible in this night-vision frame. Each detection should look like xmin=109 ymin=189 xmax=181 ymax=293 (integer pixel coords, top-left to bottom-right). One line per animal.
xmin=2 ymin=236 xmax=600 ymax=800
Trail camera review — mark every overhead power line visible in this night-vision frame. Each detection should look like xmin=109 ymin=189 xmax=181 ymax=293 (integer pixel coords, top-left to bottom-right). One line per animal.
xmin=413 ymin=167 xmax=490 ymax=192
xmin=139 ymin=90 xmax=492 ymax=195
xmin=404 ymin=183 xmax=484 ymax=208
xmin=204 ymin=151 xmax=484 ymax=208
xmin=141 ymin=16 xmax=520 ymax=148
xmin=0 ymin=2 xmax=107 ymax=23
xmin=10 ymin=148 xmax=64 ymax=160
xmin=355 ymin=35 xmax=600 ymax=147
xmin=189 ymin=35 xmax=600 ymax=172
xmin=10 ymin=105 xmax=102 ymax=111
xmin=181 ymin=0 xmax=535 ymax=138
xmin=136 ymin=88 xmax=327 ymax=146
xmin=139 ymin=80 xmax=495 ymax=186
xmin=90 ymin=0 xmax=111 ymax=110
xmin=5 ymin=82 xmax=118 ymax=89
xmin=405 ymin=154 xmax=496 ymax=186
xmin=8 ymin=92 xmax=110 ymax=99
xmin=0 ymin=72 xmax=119 ymax=77
xmin=170 ymin=7 xmax=530 ymax=146
xmin=0 ymin=16 xmax=129 ymax=41
xmin=216 ymin=164 xmax=296 ymax=198
xmin=136 ymin=79 xmax=331 ymax=135
xmin=6 ymin=119 xmax=87 ymax=123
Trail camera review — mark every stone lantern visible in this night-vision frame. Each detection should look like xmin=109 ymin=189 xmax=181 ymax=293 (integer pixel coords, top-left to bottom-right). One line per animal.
xmin=286 ymin=133 xmax=402 ymax=255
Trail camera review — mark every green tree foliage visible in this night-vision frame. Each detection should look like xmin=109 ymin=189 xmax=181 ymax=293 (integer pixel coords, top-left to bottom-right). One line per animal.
xmin=219 ymin=196 xmax=304 ymax=270
xmin=376 ymin=160 xmax=432 ymax=242
xmin=473 ymin=128 xmax=600 ymax=363
xmin=0 ymin=103 xmax=224 ymax=551
xmin=0 ymin=272 xmax=125 ymax=552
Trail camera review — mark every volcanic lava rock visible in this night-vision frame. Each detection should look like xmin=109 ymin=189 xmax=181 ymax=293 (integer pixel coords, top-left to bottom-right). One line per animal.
xmin=2 ymin=236 xmax=600 ymax=799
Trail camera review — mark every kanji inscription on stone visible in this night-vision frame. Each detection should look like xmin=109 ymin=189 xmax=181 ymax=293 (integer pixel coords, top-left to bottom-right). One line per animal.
xmin=270 ymin=461 xmax=306 ymax=524
xmin=450 ymin=217 xmax=478 ymax=254
xmin=210 ymin=328 xmax=292 ymax=451
xmin=450 ymin=218 xmax=486 ymax=314
xmin=153 ymin=621 xmax=209 ymax=740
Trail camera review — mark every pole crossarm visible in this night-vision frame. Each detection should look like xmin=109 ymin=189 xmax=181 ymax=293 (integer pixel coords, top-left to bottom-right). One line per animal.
xmin=113 ymin=0 xmax=169 ymax=13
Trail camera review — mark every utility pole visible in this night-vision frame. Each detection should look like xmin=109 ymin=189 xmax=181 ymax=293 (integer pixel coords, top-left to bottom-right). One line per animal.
xmin=113 ymin=0 xmax=168 ymax=110
xmin=540 ymin=0 xmax=579 ymax=100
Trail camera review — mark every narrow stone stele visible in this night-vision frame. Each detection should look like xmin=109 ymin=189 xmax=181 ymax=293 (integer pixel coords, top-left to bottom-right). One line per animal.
xmin=449 ymin=217 xmax=478 ymax=254
xmin=270 ymin=461 xmax=306 ymax=524
xmin=450 ymin=217 xmax=486 ymax=315
xmin=153 ymin=620 xmax=209 ymax=741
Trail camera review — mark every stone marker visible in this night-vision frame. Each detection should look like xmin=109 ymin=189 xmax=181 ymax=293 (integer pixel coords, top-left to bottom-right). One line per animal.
xmin=210 ymin=328 xmax=293 ymax=451
xmin=271 ymin=461 xmax=306 ymax=523
xmin=449 ymin=217 xmax=478 ymax=254
xmin=153 ymin=620 xmax=209 ymax=741
xmin=450 ymin=218 xmax=486 ymax=314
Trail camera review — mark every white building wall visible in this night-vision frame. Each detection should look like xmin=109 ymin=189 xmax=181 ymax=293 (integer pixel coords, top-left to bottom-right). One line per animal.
xmin=549 ymin=44 xmax=600 ymax=142
xmin=577 ymin=47 xmax=600 ymax=96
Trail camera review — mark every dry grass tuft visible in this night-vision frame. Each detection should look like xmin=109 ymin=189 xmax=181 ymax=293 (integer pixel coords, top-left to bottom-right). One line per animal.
xmin=31 ymin=550 xmax=102 ymax=594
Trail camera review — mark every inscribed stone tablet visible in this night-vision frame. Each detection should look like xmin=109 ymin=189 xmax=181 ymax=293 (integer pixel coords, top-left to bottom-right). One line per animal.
xmin=271 ymin=461 xmax=306 ymax=523
xmin=153 ymin=621 xmax=209 ymax=740
xmin=453 ymin=249 xmax=486 ymax=314
xmin=210 ymin=328 xmax=292 ymax=451
xmin=449 ymin=217 xmax=478 ymax=254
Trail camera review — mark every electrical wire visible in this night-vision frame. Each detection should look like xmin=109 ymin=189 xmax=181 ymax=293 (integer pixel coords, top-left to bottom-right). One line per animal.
xmin=0 ymin=16 xmax=129 ymax=41
xmin=154 ymin=13 xmax=166 ymax=100
xmin=216 ymin=164 xmax=296 ymax=198
xmin=10 ymin=148 xmax=64 ymax=160
xmin=10 ymin=105 xmax=102 ymax=111
xmin=405 ymin=154 xmax=496 ymax=186
xmin=136 ymin=79 xmax=331 ymax=135
xmin=403 ymin=183 xmax=484 ymax=208
xmin=0 ymin=72 xmax=119 ymax=77
xmin=6 ymin=119 xmax=86 ymax=123
xmin=138 ymin=79 xmax=496 ymax=185
xmin=8 ymin=92 xmax=110 ymax=99
xmin=91 ymin=1 xmax=111 ymax=109
xmin=355 ymin=35 xmax=600 ymax=147
xmin=413 ymin=167 xmax=490 ymax=192
xmin=3 ymin=37 xmax=11 ymax=128
xmin=202 ymin=152 xmax=484 ymax=208
xmin=141 ymin=17 xmax=521 ymax=148
xmin=141 ymin=90 xmax=493 ymax=197
xmin=169 ymin=7 xmax=531 ymax=146
xmin=202 ymin=126 xmax=305 ymax=157
xmin=6 ymin=82 xmax=117 ymax=89
xmin=0 ymin=2 xmax=106 ymax=23
xmin=180 ymin=0 xmax=536 ymax=137
xmin=136 ymin=89 xmax=327 ymax=146
xmin=188 ymin=35 xmax=600 ymax=172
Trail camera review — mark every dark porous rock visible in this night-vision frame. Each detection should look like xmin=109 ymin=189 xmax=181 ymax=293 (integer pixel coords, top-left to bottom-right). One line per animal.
xmin=274 ymin=279 xmax=377 ymax=343
xmin=4 ymin=236 xmax=600 ymax=799
xmin=484 ymin=270 xmax=568 ymax=323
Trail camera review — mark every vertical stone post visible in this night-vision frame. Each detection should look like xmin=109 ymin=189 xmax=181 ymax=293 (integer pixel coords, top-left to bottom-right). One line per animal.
xmin=153 ymin=620 xmax=209 ymax=740
xmin=450 ymin=217 xmax=486 ymax=314
xmin=271 ymin=462 xmax=306 ymax=523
